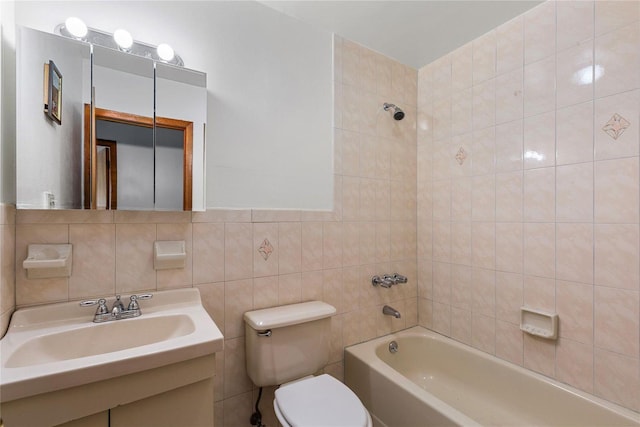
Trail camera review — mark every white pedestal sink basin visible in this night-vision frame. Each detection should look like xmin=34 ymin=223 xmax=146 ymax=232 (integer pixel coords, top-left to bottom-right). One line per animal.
xmin=0 ymin=288 xmax=223 ymax=403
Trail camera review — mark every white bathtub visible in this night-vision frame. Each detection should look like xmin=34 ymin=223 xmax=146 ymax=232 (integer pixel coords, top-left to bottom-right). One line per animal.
xmin=345 ymin=326 xmax=640 ymax=427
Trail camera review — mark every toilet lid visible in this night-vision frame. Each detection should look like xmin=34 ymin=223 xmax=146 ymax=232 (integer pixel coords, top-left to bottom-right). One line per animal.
xmin=275 ymin=374 xmax=368 ymax=427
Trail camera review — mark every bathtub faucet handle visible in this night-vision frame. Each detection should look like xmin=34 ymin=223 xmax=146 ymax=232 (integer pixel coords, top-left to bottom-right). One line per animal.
xmin=392 ymin=273 xmax=408 ymax=284
xmin=372 ymin=275 xmax=394 ymax=288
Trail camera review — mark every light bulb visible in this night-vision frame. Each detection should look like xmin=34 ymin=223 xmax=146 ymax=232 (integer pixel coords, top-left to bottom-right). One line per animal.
xmin=157 ymin=43 xmax=174 ymax=61
xmin=65 ymin=17 xmax=87 ymax=39
xmin=113 ymin=29 xmax=133 ymax=50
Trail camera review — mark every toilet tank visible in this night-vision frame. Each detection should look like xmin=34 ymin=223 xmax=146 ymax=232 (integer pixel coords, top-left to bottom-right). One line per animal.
xmin=244 ymin=301 xmax=336 ymax=387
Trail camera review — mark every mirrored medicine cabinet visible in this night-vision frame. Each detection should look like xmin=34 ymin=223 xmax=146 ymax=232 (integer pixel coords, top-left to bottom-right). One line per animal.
xmin=16 ymin=26 xmax=207 ymax=211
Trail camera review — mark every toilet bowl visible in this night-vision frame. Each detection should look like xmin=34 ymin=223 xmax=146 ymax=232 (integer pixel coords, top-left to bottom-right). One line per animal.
xmin=243 ymin=302 xmax=371 ymax=427
xmin=273 ymin=374 xmax=372 ymax=427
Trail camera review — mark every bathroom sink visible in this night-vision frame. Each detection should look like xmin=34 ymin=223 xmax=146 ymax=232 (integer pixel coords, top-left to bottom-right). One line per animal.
xmin=0 ymin=288 xmax=223 ymax=403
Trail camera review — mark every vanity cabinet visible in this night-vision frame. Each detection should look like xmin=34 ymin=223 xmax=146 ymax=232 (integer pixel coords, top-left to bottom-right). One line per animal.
xmin=3 ymin=355 xmax=215 ymax=427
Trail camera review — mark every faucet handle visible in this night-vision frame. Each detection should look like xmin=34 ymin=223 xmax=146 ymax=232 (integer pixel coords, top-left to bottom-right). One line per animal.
xmin=127 ymin=293 xmax=153 ymax=311
xmin=79 ymin=298 xmax=109 ymax=315
xmin=392 ymin=273 xmax=408 ymax=284
xmin=372 ymin=275 xmax=394 ymax=288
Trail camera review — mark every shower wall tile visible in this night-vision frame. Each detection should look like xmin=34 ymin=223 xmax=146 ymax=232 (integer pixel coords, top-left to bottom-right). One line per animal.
xmin=495 ymin=69 xmax=524 ymax=124
xmin=594 ymin=348 xmax=640 ymax=410
xmin=594 ymin=157 xmax=639 ymax=223
xmin=594 ymin=90 xmax=640 ymax=160
xmin=451 ymin=42 xmax=473 ymax=92
xmin=556 ymin=40 xmax=594 ymax=109
xmin=524 ymin=334 xmax=555 ymax=377
xmin=495 ymin=172 xmax=523 ymax=222
xmin=451 ymin=306 xmax=472 ymax=344
xmin=523 ymin=111 xmax=555 ymax=169
xmin=556 ymin=1 xmax=594 ymax=52
xmin=524 ymin=0 xmax=556 ymax=64
xmin=523 ymin=275 xmax=555 ymax=313
xmin=556 ymin=280 xmax=594 ymax=345
xmin=472 ymin=78 xmax=496 ymax=130
xmin=417 ymin=0 xmax=639 ymax=412
xmin=496 ymin=16 xmax=524 ymax=75
xmin=556 ymin=338 xmax=594 ymax=393
xmin=555 ymin=223 xmax=593 ymax=284
xmin=495 ymin=223 xmax=523 ymax=274
xmin=472 ymin=30 xmax=497 ymax=84
xmin=495 ymin=120 xmax=524 ymax=172
xmin=524 ymin=56 xmax=556 ymax=117
xmin=471 ymin=313 xmax=496 ymax=354
xmin=556 ymin=101 xmax=594 ymax=166
xmin=594 ymin=22 xmax=640 ymax=99
xmin=495 ymin=271 xmax=523 ymax=324
xmin=472 ymin=127 xmax=496 ymax=176
xmin=594 ymin=224 xmax=640 ymax=290
xmin=595 ymin=0 xmax=640 ymax=37
xmin=594 ymin=286 xmax=639 ymax=358
xmin=523 ymin=167 xmax=555 ymax=222
xmin=556 ymin=162 xmax=594 ymax=222
xmin=495 ymin=320 xmax=524 ymax=365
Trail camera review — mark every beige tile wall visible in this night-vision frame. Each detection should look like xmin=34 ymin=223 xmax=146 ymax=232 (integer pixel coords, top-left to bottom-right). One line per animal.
xmin=417 ymin=0 xmax=640 ymax=412
xmin=1 ymin=203 xmax=16 ymax=336
xmin=10 ymin=37 xmax=418 ymax=425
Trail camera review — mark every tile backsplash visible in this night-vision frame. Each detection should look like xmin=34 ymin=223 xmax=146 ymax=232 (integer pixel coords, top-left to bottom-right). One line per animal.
xmin=1 ymin=204 xmax=16 ymax=335
xmin=417 ymin=0 xmax=640 ymax=412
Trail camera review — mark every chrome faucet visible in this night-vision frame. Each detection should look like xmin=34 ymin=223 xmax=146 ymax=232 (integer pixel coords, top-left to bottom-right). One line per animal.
xmin=80 ymin=294 xmax=153 ymax=323
xmin=383 ymin=305 xmax=401 ymax=319
xmin=391 ymin=273 xmax=408 ymax=284
xmin=372 ymin=275 xmax=394 ymax=288
xmin=372 ymin=273 xmax=408 ymax=288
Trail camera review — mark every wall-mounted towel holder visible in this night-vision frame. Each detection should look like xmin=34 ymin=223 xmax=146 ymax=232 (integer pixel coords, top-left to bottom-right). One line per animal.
xmin=154 ymin=241 xmax=186 ymax=270
xmin=23 ymin=244 xmax=73 ymax=279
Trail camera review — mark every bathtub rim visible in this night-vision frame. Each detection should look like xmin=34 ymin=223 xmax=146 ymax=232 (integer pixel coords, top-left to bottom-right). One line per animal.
xmin=345 ymin=326 xmax=640 ymax=426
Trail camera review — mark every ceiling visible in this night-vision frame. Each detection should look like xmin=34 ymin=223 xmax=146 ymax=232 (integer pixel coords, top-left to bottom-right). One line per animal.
xmin=260 ymin=1 xmax=542 ymax=69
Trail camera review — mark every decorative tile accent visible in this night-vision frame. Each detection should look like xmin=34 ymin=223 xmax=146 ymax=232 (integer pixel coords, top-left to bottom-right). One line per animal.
xmin=602 ymin=113 xmax=630 ymax=140
xmin=455 ymin=147 xmax=468 ymax=165
xmin=258 ymin=238 xmax=274 ymax=260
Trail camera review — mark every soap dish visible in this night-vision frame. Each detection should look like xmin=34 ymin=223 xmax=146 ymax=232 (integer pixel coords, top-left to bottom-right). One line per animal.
xmin=154 ymin=240 xmax=186 ymax=270
xmin=520 ymin=307 xmax=558 ymax=340
xmin=23 ymin=244 xmax=73 ymax=279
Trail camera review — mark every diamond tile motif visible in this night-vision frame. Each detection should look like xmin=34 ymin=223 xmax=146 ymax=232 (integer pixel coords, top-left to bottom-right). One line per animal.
xmin=602 ymin=113 xmax=630 ymax=140
xmin=258 ymin=238 xmax=274 ymax=260
xmin=455 ymin=147 xmax=467 ymax=165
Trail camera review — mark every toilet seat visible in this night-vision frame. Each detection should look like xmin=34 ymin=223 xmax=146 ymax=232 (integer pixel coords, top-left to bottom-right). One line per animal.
xmin=274 ymin=374 xmax=372 ymax=427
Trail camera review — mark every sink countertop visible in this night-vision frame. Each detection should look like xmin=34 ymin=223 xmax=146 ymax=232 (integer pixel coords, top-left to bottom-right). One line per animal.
xmin=0 ymin=288 xmax=224 ymax=403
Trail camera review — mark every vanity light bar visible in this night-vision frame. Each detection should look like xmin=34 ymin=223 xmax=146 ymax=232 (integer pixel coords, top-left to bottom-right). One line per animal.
xmin=55 ymin=19 xmax=184 ymax=67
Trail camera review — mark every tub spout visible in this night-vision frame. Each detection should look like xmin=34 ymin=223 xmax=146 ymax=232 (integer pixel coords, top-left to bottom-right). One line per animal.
xmin=383 ymin=305 xmax=401 ymax=319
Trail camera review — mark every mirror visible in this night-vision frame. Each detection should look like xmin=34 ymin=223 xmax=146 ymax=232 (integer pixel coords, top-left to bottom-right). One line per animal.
xmin=16 ymin=26 xmax=207 ymax=211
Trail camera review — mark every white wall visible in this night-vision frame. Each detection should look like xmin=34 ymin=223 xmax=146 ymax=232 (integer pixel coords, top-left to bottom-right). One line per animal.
xmin=15 ymin=0 xmax=334 ymax=210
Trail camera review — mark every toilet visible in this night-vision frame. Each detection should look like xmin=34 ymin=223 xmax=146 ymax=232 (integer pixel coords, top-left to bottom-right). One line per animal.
xmin=244 ymin=301 xmax=372 ymax=427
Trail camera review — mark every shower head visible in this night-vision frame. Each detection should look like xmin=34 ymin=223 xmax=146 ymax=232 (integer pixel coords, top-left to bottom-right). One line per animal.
xmin=383 ymin=103 xmax=405 ymax=121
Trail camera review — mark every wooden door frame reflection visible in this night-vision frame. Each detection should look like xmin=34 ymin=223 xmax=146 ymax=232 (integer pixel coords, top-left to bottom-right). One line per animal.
xmin=83 ymin=104 xmax=193 ymax=210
